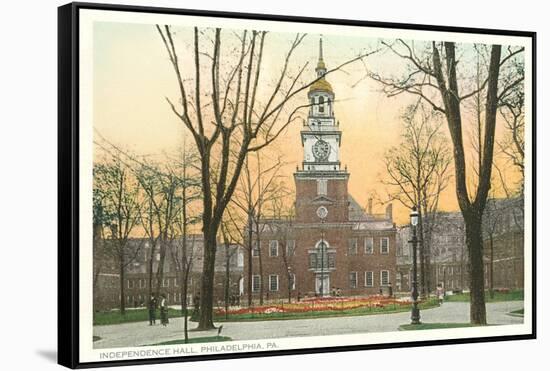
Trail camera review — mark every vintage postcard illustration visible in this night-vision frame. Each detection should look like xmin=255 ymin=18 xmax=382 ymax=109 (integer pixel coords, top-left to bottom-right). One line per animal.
xmin=58 ymin=4 xmax=535 ymax=367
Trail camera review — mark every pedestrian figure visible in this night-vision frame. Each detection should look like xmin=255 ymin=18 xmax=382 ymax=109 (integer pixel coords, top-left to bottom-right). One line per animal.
xmin=436 ymin=283 xmax=445 ymax=306
xmin=148 ymin=294 xmax=157 ymax=326
xmin=192 ymin=293 xmax=200 ymax=321
xmin=160 ymin=294 xmax=169 ymax=326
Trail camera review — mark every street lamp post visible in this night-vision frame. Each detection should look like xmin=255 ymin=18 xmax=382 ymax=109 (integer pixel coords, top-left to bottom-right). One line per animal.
xmin=317 ymin=206 xmax=328 ymax=297
xmin=287 ymin=266 xmax=292 ymax=304
xmin=410 ymin=206 xmax=421 ymax=325
xmin=320 ymin=219 xmax=325 ymax=297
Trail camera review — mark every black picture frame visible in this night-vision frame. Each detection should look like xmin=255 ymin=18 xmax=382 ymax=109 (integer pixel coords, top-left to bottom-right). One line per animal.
xmin=58 ymin=2 xmax=537 ymax=368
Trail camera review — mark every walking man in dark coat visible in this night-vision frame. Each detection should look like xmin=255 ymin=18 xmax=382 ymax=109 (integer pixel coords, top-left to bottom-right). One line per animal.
xmin=148 ymin=294 xmax=157 ymax=326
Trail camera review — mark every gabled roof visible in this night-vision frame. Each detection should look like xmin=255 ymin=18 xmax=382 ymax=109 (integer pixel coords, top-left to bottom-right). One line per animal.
xmin=348 ymin=195 xmax=368 ymax=221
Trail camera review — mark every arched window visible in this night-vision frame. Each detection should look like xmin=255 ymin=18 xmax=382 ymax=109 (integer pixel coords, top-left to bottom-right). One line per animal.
xmin=318 ymin=96 xmax=325 ymax=113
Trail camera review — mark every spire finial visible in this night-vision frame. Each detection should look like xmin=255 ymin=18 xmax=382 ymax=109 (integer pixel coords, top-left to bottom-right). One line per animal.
xmin=316 ymin=35 xmax=326 ymax=73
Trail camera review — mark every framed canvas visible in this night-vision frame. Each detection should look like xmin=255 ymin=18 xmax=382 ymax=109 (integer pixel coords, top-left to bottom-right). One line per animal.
xmin=58 ymin=2 xmax=536 ymax=368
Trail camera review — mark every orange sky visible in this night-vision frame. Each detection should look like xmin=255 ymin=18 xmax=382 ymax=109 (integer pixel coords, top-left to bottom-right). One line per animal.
xmin=92 ymin=22 xmax=522 ymax=225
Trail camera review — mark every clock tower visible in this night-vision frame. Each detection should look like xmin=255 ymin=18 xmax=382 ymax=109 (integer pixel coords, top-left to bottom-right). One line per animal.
xmin=294 ymin=38 xmax=350 ymax=224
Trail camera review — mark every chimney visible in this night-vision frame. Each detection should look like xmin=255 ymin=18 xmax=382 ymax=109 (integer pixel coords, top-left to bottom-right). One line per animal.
xmin=385 ymin=203 xmax=393 ymax=221
xmin=367 ymin=198 xmax=373 ymax=215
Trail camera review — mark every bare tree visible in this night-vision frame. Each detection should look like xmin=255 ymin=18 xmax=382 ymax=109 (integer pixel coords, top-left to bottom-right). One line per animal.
xmin=482 ymin=192 xmax=503 ymax=299
xmin=92 ymin=187 xmax=109 ymax=293
xmin=156 ymin=26 xmax=374 ymax=329
xmin=369 ymin=40 xmax=524 ymax=324
xmin=135 ymin=161 xmax=182 ymax=298
xmin=231 ymin=152 xmax=287 ymax=305
xmin=268 ymin=199 xmax=296 ymax=303
xmin=93 ymin=155 xmax=142 ymax=314
xmin=166 ymin=143 xmax=201 ymax=343
xmin=382 ymin=101 xmax=451 ymax=297
xmin=220 ymin=222 xmax=240 ymax=319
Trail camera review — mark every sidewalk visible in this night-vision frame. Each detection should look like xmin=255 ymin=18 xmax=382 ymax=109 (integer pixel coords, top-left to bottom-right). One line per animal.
xmin=93 ymin=301 xmax=524 ymax=349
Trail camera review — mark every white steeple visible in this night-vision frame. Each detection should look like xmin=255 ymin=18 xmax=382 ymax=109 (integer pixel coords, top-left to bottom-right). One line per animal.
xmin=299 ymin=37 xmax=343 ymax=173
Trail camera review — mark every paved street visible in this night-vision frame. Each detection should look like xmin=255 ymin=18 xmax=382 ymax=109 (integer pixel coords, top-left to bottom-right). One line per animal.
xmin=93 ymin=301 xmax=524 ymax=349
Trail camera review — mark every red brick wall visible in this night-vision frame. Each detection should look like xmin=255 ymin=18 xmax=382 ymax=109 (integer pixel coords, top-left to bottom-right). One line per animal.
xmin=295 ymin=177 xmax=349 ymax=223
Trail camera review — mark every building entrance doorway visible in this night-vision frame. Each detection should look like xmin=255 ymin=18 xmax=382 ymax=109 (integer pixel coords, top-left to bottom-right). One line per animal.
xmin=315 ymin=274 xmax=330 ymax=296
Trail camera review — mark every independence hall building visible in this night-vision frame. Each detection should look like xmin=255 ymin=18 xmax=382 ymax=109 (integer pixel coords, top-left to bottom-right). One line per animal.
xmin=244 ymin=41 xmax=397 ymax=300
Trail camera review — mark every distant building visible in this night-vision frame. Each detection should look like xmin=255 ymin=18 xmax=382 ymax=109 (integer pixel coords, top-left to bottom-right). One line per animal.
xmin=243 ymin=40 xmax=397 ymax=300
xmin=93 ymin=234 xmax=244 ymax=311
xmin=483 ymin=196 xmax=524 ymax=290
xmin=396 ymin=196 xmax=524 ymax=294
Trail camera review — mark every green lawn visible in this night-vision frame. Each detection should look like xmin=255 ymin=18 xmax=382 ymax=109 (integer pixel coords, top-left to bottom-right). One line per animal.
xmin=445 ymin=289 xmax=523 ymax=303
xmin=94 ymin=308 xmax=186 ymax=326
xmin=95 ymin=299 xmax=440 ymax=325
xmin=399 ymin=323 xmax=491 ymax=331
xmin=212 ymin=299 xmax=439 ymax=322
xmin=145 ymin=336 xmax=232 ymax=346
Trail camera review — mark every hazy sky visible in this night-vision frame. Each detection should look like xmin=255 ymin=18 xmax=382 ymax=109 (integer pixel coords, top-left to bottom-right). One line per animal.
xmin=92 ymin=21 xmax=521 ymax=224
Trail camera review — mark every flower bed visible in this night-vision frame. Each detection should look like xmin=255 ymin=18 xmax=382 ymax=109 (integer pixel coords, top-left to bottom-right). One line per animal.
xmin=215 ymin=296 xmax=412 ymax=316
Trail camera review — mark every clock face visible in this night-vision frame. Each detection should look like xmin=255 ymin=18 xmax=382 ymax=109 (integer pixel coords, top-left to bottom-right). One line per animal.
xmin=312 ymin=139 xmax=330 ymax=161
xmin=317 ymin=206 xmax=328 ymax=219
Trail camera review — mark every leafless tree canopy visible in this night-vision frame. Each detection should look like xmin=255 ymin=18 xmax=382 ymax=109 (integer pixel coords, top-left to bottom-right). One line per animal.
xmin=156 ymin=25 xmax=375 ymax=329
xmin=368 ymin=39 xmax=524 ymax=325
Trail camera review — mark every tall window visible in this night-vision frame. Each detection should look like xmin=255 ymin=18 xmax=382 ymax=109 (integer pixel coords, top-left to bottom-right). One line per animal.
xmin=310 ymin=241 xmax=333 ymax=270
xmin=286 ymin=240 xmax=296 ymax=256
xmin=252 ymin=275 xmax=261 ymax=292
xmin=269 ymin=275 xmax=279 ymax=291
xmin=349 ymin=272 xmax=358 ymax=288
xmin=364 ymin=237 xmax=374 ymax=254
xmin=252 ymin=240 xmax=260 ymax=257
xmin=380 ymin=270 xmax=390 ymax=286
xmin=317 ymin=179 xmax=327 ymax=195
xmin=365 ymin=271 xmax=374 ymax=287
xmin=348 ymin=238 xmax=358 ymax=255
xmin=318 ymin=96 xmax=325 ymax=113
xmin=380 ymin=237 xmax=390 ymax=254
xmin=308 ymin=253 xmax=317 ymax=269
xmin=269 ymin=240 xmax=279 ymax=257
xmin=327 ymin=253 xmax=336 ymax=268
xmin=237 ymin=252 xmax=244 ymax=267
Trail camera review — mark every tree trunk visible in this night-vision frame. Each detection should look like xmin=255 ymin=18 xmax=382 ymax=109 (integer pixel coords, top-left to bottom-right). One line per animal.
xmin=418 ymin=214 xmax=427 ymax=298
xmin=182 ymin=279 xmax=188 ymax=342
xmin=247 ymin=218 xmax=253 ymax=307
xmin=258 ymin=244 xmax=264 ymax=305
xmin=489 ymin=234 xmax=494 ymax=299
xmin=181 ymin=238 xmax=189 ymax=342
xmin=197 ymin=232 xmax=217 ymax=330
xmin=119 ymin=257 xmax=126 ymax=315
xmin=155 ymin=238 xmax=167 ymax=296
xmin=465 ymin=211 xmax=487 ymax=325
xmin=225 ymin=253 xmax=230 ymax=320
